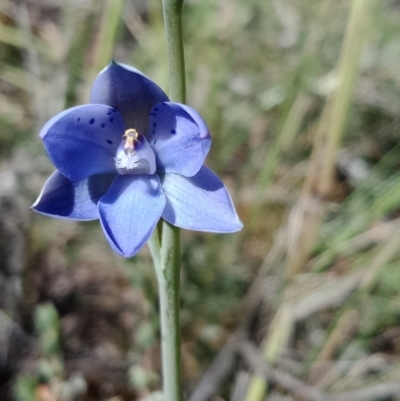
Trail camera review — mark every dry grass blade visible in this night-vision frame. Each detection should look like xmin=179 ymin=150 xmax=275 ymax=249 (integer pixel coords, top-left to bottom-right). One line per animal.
xmin=287 ymin=0 xmax=369 ymax=276
xmin=188 ymin=341 xmax=238 ymax=401
xmin=291 ymin=270 xmax=364 ymax=321
xmin=239 ymin=341 xmax=400 ymax=401
xmin=315 ymin=230 xmax=400 ymax=362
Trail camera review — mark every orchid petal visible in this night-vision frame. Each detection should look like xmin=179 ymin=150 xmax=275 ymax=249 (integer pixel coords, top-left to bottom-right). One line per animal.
xmin=42 ymin=104 xmax=125 ymax=181
xmin=90 ymin=61 xmax=169 ymax=133
xmin=161 ymin=167 xmax=243 ymax=232
xmin=98 ymin=175 xmax=166 ymax=257
xmin=32 ymin=171 xmax=115 ymax=220
xmin=148 ymin=102 xmax=211 ymax=177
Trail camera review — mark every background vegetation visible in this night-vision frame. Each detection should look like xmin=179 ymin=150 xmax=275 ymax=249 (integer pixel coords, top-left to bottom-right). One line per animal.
xmin=1 ymin=0 xmax=400 ymax=400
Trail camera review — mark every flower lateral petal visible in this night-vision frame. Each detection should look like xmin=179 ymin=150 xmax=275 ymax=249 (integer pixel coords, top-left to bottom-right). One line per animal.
xmin=148 ymin=102 xmax=211 ymax=177
xmin=42 ymin=104 xmax=125 ymax=181
xmin=31 ymin=171 xmax=115 ymax=221
xmin=90 ymin=61 xmax=169 ymax=133
xmin=161 ymin=166 xmax=243 ymax=233
xmin=98 ymin=175 xmax=166 ymax=257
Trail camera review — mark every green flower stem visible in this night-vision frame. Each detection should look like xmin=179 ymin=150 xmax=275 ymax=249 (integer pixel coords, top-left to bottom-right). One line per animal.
xmin=149 ymin=220 xmax=182 ymax=401
xmin=162 ymin=0 xmax=186 ymax=104
xmin=149 ymin=1 xmax=186 ymax=400
xmin=160 ymin=221 xmax=182 ymax=399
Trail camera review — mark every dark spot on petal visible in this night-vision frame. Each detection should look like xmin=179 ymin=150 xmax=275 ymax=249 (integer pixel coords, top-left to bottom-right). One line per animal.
xmin=112 ymin=109 xmax=117 ymax=113
xmin=170 ymin=129 xmax=176 ymax=134
xmin=106 ymin=139 xmax=113 ymax=145
xmin=90 ymin=118 xmax=95 ymax=124
xmin=101 ymin=124 xmax=105 ymax=128
xmin=77 ymin=117 xmax=81 ymax=122
xmin=162 ymin=102 xmax=167 ymax=106
xmin=153 ymin=123 xmax=156 ymax=127
xmin=153 ymin=139 xmax=157 ymax=144
xmin=107 ymin=111 xmax=112 ymax=115
xmin=109 ymin=118 xmax=113 ymax=122
xmin=154 ymin=108 xmax=159 ymax=111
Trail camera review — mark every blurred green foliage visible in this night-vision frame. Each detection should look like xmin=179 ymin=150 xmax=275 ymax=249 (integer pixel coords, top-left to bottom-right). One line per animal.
xmin=2 ymin=0 xmax=400 ymax=400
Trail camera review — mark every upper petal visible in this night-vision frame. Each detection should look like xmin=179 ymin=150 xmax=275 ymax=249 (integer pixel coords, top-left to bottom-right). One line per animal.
xmin=161 ymin=166 xmax=243 ymax=232
xmin=41 ymin=104 xmax=125 ymax=181
xmin=90 ymin=61 xmax=169 ymax=133
xmin=98 ymin=175 xmax=166 ymax=257
xmin=32 ymin=170 xmax=115 ymax=221
xmin=147 ymin=102 xmax=211 ymax=177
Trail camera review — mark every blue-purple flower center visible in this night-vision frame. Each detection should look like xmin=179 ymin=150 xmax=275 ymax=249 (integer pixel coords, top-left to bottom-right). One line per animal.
xmin=114 ymin=128 xmax=156 ymax=175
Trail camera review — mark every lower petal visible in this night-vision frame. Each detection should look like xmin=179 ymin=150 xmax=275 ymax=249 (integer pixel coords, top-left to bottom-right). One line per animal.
xmin=161 ymin=167 xmax=243 ymax=233
xmin=98 ymin=175 xmax=166 ymax=257
xmin=32 ymin=171 xmax=115 ymax=220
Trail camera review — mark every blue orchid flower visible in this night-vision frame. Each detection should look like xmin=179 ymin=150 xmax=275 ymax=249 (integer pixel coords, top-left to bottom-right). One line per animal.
xmin=32 ymin=62 xmax=243 ymax=257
